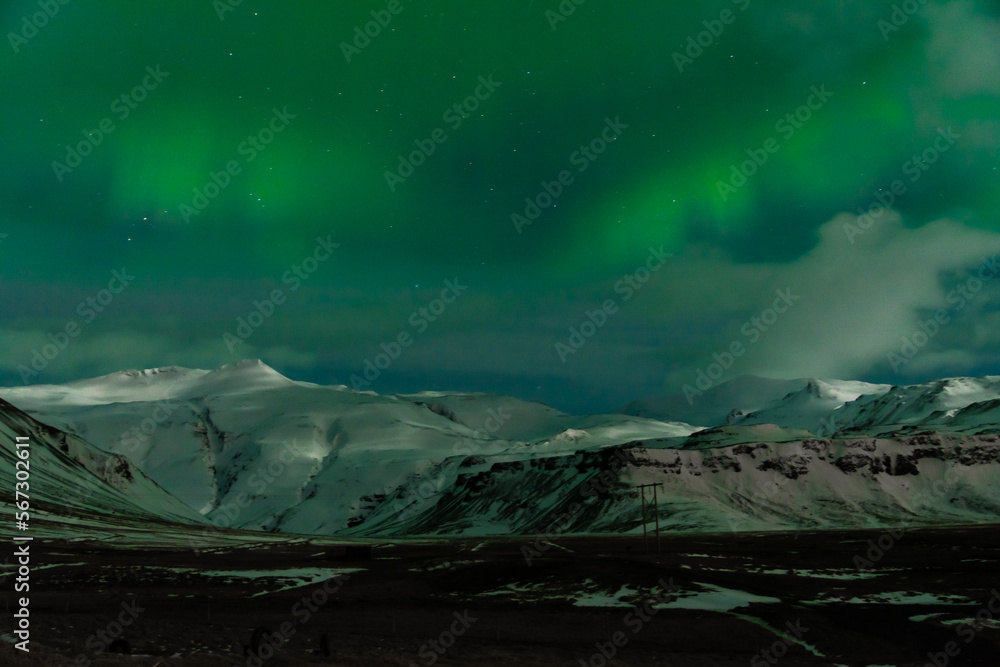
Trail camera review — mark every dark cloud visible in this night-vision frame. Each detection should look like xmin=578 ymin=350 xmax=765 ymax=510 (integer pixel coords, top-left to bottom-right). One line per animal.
xmin=1 ymin=0 xmax=998 ymax=411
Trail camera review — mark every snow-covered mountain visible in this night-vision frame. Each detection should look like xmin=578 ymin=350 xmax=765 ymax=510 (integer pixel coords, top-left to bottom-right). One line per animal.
xmin=831 ymin=376 xmax=1000 ymax=436
xmin=623 ymin=375 xmax=1000 ymax=436
xmin=3 ymin=362 xmax=1000 ymax=537
xmin=0 ymin=360 xmax=693 ymax=535
xmin=0 ymin=397 xmax=205 ymax=529
xmin=367 ymin=434 xmax=1000 ymax=535
xmin=619 ymin=375 xmax=811 ymax=427
xmin=728 ymin=378 xmax=891 ymax=434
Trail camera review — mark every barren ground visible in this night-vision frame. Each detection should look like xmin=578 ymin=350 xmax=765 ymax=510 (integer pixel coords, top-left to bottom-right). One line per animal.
xmin=3 ymin=523 xmax=1000 ymax=666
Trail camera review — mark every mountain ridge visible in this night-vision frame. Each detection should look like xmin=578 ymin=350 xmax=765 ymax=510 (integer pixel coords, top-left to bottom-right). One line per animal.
xmin=3 ymin=362 xmax=1000 ymax=537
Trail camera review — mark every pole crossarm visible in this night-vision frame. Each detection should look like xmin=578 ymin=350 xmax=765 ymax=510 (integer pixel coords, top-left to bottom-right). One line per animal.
xmin=636 ymin=482 xmax=664 ymax=554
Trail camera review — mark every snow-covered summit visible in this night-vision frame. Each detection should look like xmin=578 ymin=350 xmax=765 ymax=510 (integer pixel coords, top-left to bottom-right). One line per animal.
xmin=832 ymin=375 xmax=1000 ymax=435
xmin=181 ymin=358 xmax=298 ymax=397
xmin=735 ymin=378 xmax=891 ymax=432
xmin=1 ymin=359 xmax=299 ymax=407
xmin=621 ymin=375 xmax=1000 ymax=436
xmin=3 ymin=366 xmax=1000 ymax=538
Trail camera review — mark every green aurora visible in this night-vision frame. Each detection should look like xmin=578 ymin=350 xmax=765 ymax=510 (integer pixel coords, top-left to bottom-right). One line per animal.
xmin=2 ymin=0 xmax=999 ymax=411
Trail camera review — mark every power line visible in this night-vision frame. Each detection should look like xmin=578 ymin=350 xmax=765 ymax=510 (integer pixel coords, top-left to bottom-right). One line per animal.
xmin=636 ymin=482 xmax=663 ymax=555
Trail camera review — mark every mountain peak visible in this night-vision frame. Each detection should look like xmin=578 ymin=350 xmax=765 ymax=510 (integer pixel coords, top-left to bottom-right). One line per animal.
xmin=193 ymin=359 xmax=295 ymax=395
xmin=228 ymin=358 xmax=267 ymax=369
xmin=208 ymin=359 xmax=287 ymax=377
xmin=114 ymin=365 xmax=197 ymax=381
xmin=6 ymin=365 xmax=211 ymax=407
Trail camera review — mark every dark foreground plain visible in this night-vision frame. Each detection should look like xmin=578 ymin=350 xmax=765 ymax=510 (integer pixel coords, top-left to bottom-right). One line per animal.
xmin=3 ymin=524 xmax=1000 ymax=666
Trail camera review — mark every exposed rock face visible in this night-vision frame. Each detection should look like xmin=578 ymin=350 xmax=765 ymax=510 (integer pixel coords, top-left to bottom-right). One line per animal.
xmin=347 ymin=435 xmax=1000 ymax=536
xmin=2 ymin=365 xmax=999 ymax=537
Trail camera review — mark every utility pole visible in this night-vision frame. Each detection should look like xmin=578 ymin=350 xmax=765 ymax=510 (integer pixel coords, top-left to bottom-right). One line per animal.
xmin=653 ymin=482 xmax=661 ymax=555
xmin=640 ymin=486 xmax=648 ymax=552
xmin=636 ymin=482 xmax=664 ymax=554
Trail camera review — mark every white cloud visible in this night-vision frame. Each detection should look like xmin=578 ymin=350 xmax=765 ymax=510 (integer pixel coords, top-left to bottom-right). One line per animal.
xmin=4 ymin=213 xmax=999 ymax=405
xmin=924 ymin=1 xmax=1000 ymax=97
xmin=719 ymin=212 xmax=1000 ymax=381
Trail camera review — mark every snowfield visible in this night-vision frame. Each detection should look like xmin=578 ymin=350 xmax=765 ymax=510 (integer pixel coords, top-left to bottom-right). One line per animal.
xmin=2 ymin=360 xmax=1000 ymax=538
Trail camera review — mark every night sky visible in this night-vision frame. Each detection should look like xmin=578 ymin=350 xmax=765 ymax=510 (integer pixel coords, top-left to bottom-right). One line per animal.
xmin=2 ymin=0 xmax=999 ymax=413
